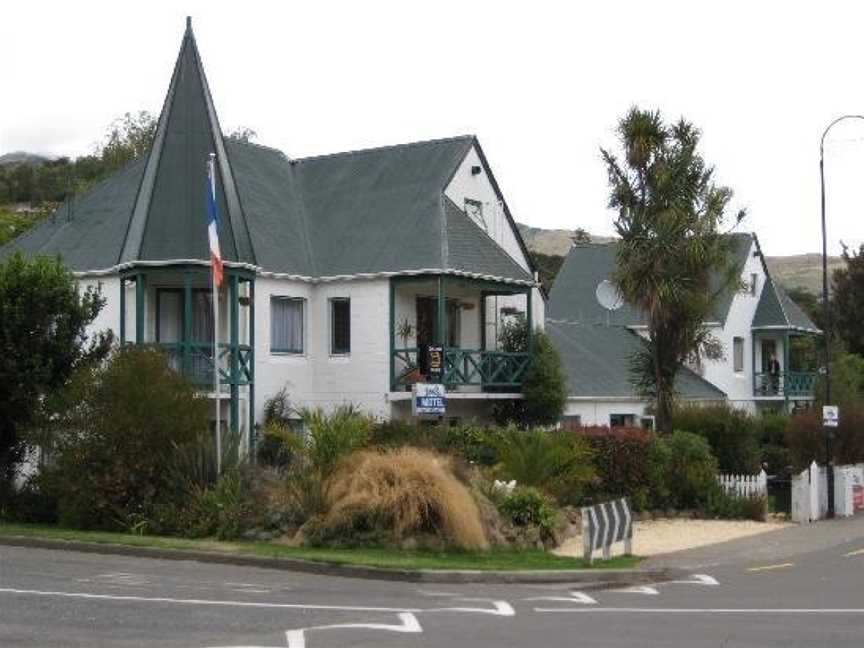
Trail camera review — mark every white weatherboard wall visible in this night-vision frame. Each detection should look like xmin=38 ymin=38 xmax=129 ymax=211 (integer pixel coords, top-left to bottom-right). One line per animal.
xmin=445 ymin=144 xmax=545 ymax=334
xmin=445 ymin=145 xmax=529 ymax=272
xmin=255 ymin=277 xmax=392 ymax=421
xmin=79 ymin=276 xmax=120 ymax=341
xmin=700 ymin=238 xmax=765 ymax=412
xmin=563 ymin=399 xmax=648 ymax=427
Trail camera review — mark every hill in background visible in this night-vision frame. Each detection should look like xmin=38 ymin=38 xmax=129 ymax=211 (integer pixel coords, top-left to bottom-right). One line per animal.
xmin=0 ymin=151 xmax=52 ymax=166
xmin=518 ymin=223 xmax=841 ymax=295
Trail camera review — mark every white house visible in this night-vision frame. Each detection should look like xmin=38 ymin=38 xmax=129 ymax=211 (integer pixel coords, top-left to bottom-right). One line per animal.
xmin=0 ymin=19 xmax=544 ymax=451
xmin=546 ymin=234 xmax=821 ymax=427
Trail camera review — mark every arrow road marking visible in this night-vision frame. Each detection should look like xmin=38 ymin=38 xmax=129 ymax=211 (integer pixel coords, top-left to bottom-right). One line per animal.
xmin=426 ymin=599 xmax=515 ymax=616
xmin=669 ymin=574 xmax=719 ymax=586
xmin=284 ymin=612 xmax=422 ymax=648
xmin=613 ymin=585 xmax=659 ymax=595
xmin=527 ymin=590 xmax=598 ymax=610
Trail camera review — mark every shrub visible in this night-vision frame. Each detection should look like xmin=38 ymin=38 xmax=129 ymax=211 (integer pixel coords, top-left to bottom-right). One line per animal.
xmin=152 ymin=466 xmax=259 ymax=540
xmin=755 ymin=409 xmax=791 ymax=475
xmin=257 ymin=420 xmax=302 ymax=470
xmin=314 ymin=448 xmax=488 ymax=550
xmin=38 ymin=346 xmax=212 ymax=531
xmin=575 ymin=426 xmax=654 ymax=508
xmin=705 ymin=487 xmax=767 ymax=521
xmin=499 ymin=486 xmax=558 ymax=534
xmin=370 ymin=420 xmax=501 ymax=466
xmin=521 ymin=332 xmax=568 ymax=427
xmin=785 ymin=405 xmax=864 ymax=470
xmin=673 ymin=404 xmax=760 ymax=474
xmin=296 ymin=406 xmax=372 ymax=478
xmin=662 ymin=430 xmax=718 ymax=509
xmin=493 ymin=427 xmax=594 ymax=504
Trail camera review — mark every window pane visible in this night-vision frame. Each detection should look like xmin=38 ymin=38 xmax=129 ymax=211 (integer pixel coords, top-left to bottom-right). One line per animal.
xmin=271 ymin=297 xmax=304 ymax=353
xmin=331 ymin=298 xmax=350 ymax=354
xmin=733 ymin=337 xmax=744 ymax=372
xmin=157 ymin=290 xmax=182 ymax=343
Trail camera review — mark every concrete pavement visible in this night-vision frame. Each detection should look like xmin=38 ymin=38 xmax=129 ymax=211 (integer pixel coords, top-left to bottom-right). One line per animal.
xmin=1 ymin=522 xmax=864 ymax=647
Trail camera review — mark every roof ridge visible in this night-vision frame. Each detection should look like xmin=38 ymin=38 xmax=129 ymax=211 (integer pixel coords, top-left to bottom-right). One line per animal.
xmin=294 ymin=134 xmax=475 ymax=164
xmin=226 ymin=138 xmax=289 ymax=158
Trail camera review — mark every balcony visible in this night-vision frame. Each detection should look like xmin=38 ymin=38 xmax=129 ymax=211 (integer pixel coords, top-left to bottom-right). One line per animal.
xmin=753 ymin=371 xmax=817 ymax=399
xmin=392 ymin=347 xmax=530 ymax=390
xmin=160 ymin=341 xmax=253 ymax=389
xmin=389 ymin=275 xmax=535 ymax=394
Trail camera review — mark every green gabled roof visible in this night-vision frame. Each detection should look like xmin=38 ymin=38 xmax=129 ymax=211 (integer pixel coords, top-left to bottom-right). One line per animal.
xmin=443 ymin=196 xmax=531 ymax=282
xmin=752 ymin=274 xmax=820 ymax=332
xmin=225 ymin=140 xmax=315 ymax=276
xmin=0 ymin=158 xmax=145 ymax=270
xmin=547 ymin=233 xmax=754 ymax=326
xmin=292 ymin=136 xmax=473 ymax=277
xmin=0 ymin=22 xmax=535 ymax=286
xmin=547 ymin=321 xmax=727 ymax=400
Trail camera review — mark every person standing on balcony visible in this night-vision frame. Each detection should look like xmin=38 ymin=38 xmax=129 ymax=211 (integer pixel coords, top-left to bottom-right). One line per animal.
xmin=768 ymin=352 xmax=781 ymax=395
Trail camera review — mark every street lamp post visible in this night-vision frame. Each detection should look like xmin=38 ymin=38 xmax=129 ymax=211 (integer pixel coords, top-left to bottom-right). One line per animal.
xmin=819 ymin=114 xmax=864 ymax=519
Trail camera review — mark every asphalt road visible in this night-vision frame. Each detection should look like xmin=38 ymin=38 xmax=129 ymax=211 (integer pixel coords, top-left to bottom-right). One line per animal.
xmin=1 ymin=524 xmax=863 ymax=647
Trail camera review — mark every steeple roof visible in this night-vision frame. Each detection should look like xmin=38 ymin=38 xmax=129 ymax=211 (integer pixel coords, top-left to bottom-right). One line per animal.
xmin=119 ymin=17 xmax=255 ymax=266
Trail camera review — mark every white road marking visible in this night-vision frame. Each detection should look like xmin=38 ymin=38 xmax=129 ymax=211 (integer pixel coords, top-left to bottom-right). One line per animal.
xmin=747 ymin=562 xmax=794 ymax=572
xmin=526 ymin=591 xmax=597 ymax=605
xmin=844 ymin=547 xmax=864 ymax=557
xmin=669 ymin=574 xmax=719 ymax=586
xmin=613 ymin=585 xmax=659 ymax=595
xmin=233 ymin=589 xmax=272 ymax=594
xmin=283 ymin=612 xmax=423 ymax=648
xmin=417 ymin=590 xmax=459 ymax=597
xmin=426 ymin=600 xmax=515 ymax=616
xmin=536 ymin=608 xmax=864 ymax=614
xmin=0 ymin=587 xmax=514 ymax=617
xmin=0 ymin=587 xmax=421 ymax=613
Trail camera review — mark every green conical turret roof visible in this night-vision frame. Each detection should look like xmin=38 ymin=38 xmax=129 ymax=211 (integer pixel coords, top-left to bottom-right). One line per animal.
xmin=119 ymin=17 xmax=255 ymax=266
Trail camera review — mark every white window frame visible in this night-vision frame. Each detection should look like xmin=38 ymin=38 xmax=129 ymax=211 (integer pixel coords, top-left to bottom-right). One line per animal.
xmin=270 ymin=296 xmax=306 ymax=355
xmin=733 ymin=336 xmax=745 ymax=373
xmin=329 ymin=297 xmax=351 ymax=356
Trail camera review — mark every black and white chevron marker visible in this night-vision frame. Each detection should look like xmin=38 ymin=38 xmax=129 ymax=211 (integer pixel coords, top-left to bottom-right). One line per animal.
xmin=581 ymin=498 xmax=633 ymax=563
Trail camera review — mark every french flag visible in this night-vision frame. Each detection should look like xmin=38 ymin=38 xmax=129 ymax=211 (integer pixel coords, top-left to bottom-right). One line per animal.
xmin=206 ymin=154 xmax=224 ymax=286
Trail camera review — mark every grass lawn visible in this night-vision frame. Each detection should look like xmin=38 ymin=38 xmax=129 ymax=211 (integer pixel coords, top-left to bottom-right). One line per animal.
xmin=0 ymin=522 xmax=641 ymax=571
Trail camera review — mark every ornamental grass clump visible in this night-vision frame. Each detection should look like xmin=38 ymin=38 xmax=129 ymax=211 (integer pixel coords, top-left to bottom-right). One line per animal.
xmin=319 ymin=448 xmax=488 ymax=550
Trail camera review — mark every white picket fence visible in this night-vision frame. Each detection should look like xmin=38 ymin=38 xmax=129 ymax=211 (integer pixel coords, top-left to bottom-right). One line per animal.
xmin=716 ymin=469 xmax=767 ymax=497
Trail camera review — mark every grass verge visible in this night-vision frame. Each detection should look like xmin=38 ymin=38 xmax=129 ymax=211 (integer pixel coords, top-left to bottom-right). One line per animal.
xmin=0 ymin=522 xmax=641 ymax=571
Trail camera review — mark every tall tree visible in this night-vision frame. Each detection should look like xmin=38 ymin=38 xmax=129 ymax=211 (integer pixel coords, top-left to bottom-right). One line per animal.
xmin=0 ymin=253 xmax=112 ymax=499
xmin=601 ymin=108 xmax=743 ymax=433
xmin=96 ymin=111 xmax=157 ymax=176
xmin=832 ymin=243 xmax=864 ymax=357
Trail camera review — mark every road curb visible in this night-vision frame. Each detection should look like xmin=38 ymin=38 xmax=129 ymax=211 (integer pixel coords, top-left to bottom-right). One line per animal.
xmin=0 ymin=534 xmax=683 ymax=585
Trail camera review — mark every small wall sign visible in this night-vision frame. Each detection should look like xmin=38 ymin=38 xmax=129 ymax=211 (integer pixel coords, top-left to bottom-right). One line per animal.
xmin=823 ymin=405 xmax=839 ymax=428
xmin=427 ymin=345 xmax=444 ymax=381
xmin=412 ymin=382 xmax=446 ymax=416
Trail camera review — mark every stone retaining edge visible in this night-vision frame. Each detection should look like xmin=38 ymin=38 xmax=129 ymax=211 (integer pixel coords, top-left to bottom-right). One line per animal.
xmin=0 ymin=534 xmax=685 ymax=585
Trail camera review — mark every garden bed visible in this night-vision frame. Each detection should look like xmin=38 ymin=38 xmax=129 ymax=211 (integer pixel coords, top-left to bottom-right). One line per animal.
xmin=0 ymin=522 xmax=640 ymax=571
xmin=554 ymin=517 xmax=791 ymax=558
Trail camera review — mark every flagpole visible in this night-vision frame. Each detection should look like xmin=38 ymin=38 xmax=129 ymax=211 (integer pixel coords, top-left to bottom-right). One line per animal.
xmin=209 ymin=153 xmax=222 ymax=475
xmin=213 ymin=253 xmax=221 ymax=474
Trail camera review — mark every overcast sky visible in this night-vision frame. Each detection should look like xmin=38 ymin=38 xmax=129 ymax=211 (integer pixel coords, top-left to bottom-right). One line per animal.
xmin=2 ymin=0 xmax=863 ymax=256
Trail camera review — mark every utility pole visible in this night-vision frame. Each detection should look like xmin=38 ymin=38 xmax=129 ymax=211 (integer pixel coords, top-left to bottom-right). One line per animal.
xmin=819 ymin=114 xmax=864 ymax=518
